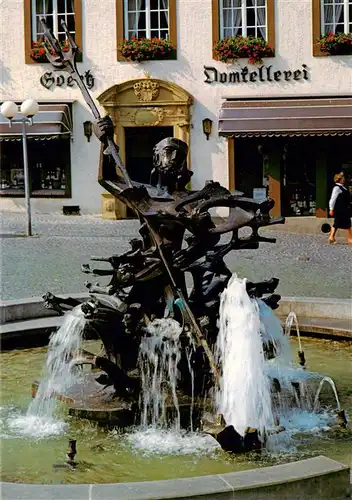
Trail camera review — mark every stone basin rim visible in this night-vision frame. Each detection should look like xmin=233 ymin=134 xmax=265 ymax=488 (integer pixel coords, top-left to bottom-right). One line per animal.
xmin=0 ymin=456 xmax=350 ymax=500
xmin=1 ymin=294 xmax=351 ymax=323
xmin=1 ymin=295 xmax=351 ymax=342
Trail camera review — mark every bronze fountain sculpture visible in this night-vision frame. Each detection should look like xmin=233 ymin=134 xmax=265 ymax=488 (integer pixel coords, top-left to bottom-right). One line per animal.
xmin=40 ymin=19 xmax=285 ymax=452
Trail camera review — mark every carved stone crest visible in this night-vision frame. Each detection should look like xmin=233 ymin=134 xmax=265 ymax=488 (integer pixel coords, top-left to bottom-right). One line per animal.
xmin=133 ymin=80 xmax=160 ymax=101
xmin=134 ymin=107 xmax=164 ymax=126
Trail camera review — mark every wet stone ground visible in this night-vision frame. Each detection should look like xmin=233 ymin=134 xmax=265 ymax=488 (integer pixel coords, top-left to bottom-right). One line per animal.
xmin=0 ymin=213 xmax=351 ymax=301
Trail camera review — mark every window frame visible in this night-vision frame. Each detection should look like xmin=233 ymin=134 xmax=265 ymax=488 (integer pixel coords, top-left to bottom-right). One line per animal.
xmin=312 ymin=0 xmax=352 ymax=56
xmin=320 ymin=0 xmax=351 ymax=34
xmin=219 ymin=0 xmax=268 ymax=39
xmin=24 ymin=0 xmax=83 ymax=64
xmin=212 ymin=0 xmax=276 ymax=59
xmin=116 ymin=0 xmax=177 ymax=61
xmin=123 ymin=0 xmax=170 ymax=39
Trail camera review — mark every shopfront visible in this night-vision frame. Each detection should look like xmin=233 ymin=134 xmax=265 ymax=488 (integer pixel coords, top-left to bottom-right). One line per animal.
xmin=219 ymin=96 xmax=352 ymax=217
xmin=0 ymin=102 xmax=73 ymax=199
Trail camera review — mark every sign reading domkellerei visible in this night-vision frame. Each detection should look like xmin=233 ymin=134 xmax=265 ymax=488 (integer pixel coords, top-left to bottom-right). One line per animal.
xmin=204 ymin=64 xmax=309 ymax=84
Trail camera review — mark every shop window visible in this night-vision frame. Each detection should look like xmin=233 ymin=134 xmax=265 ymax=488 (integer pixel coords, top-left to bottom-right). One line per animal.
xmin=116 ymin=0 xmax=177 ymax=60
xmin=0 ymin=139 xmax=71 ymax=198
xmin=282 ymin=139 xmax=316 ymax=217
xmin=312 ymin=0 xmax=352 ymax=55
xmin=24 ymin=0 xmax=83 ymax=64
xmin=212 ymin=0 xmax=275 ymax=53
xmin=234 ymin=139 xmax=267 ymax=199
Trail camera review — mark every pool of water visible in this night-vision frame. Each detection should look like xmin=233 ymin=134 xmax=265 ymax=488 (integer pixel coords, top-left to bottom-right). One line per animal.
xmin=0 ymin=337 xmax=351 ymax=484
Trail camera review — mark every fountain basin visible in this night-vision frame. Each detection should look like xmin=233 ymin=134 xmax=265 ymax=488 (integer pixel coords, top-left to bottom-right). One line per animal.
xmin=0 ymin=296 xmax=351 ymax=497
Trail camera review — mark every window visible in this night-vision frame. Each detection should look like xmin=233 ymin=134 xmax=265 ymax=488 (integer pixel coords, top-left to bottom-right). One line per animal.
xmin=212 ymin=0 xmax=275 ymax=57
xmin=312 ymin=0 xmax=352 ymax=55
xmin=0 ymin=139 xmax=71 ymax=198
xmin=125 ymin=0 xmax=169 ymax=39
xmin=24 ymin=0 xmax=82 ymax=64
xmin=321 ymin=0 xmax=352 ymax=34
xmin=31 ymin=0 xmax=76 ymax=42
xmin=220 ymin=0 xmax=267 ymax=39
xmin=116 ymin=0 xmax=177 ymax=60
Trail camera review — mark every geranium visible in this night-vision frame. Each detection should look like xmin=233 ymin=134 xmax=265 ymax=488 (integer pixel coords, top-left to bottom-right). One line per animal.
xmin=213 ymin=36 xmax=274 ymax=65
xmin=317 ymin=32 xmax=352 ymax=55
xmin=120 ymin=37 xmax=175 ymax=62
xmin=29 ymin=38 xmax=70 ymax=62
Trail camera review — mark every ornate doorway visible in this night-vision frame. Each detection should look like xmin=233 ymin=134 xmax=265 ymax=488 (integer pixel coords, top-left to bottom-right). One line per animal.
xmin=97 ymin=76 xmax=193 ymax=218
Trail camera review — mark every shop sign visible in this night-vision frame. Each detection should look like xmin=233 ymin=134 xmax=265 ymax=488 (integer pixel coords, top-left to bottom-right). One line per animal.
xmin=40 ymin=70 xmax=95 ymax=90
xmin=204 ymin=64 xmax=309 ymax=84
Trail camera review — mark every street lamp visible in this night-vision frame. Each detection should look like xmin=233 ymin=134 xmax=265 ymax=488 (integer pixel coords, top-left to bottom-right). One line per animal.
xmin=0 ymin=99 xmax=39 ymax=236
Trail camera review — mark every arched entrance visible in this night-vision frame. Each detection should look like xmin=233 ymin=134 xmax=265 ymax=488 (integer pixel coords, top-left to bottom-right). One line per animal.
xmin=97 ymin=76 xmax=193 ymax=219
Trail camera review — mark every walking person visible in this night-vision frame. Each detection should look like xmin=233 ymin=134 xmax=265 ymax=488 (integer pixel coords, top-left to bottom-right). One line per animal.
xmin=328 ymin=172 xmax=352 ymax=244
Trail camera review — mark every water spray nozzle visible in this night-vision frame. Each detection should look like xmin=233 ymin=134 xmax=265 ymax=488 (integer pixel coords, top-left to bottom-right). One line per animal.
xmin=298 ymin=350 xmax=306 ymax=367
xmin=336 ymin=409 xmax=348 ymax=428
xmin=67 ymin=439 xmax=77 ymax=464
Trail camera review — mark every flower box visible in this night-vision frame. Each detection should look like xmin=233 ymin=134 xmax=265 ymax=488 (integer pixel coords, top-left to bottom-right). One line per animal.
xmin=120 ymin=37 xmax=176 ymax=62
xmin=29 ymin=39 xmax=70 ymax=63
xmin=317 ymin=33 xmax=352 ymax=55
xmin=213 ymin=36 xmax=274 ymax=65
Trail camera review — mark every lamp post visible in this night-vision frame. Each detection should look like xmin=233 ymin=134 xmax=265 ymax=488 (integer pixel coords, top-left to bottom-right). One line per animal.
xmin=0 ymin=99 xmax=39 ymax=236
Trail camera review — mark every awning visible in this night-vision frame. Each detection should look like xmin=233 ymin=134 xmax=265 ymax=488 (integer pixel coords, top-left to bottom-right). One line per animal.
xmin=218 ymin=97 xmax=352 ymax=137
xmin=0 ymin=103 xmax=73 ymax=141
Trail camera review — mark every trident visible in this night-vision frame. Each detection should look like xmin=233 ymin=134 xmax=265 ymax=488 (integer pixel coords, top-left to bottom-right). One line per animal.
xmin=40 ymin=18 xmax=133 ymax=189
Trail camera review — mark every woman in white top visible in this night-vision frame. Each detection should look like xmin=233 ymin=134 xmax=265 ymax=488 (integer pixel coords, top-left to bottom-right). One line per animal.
xmin=328 ymin=172 xmax=352 ymax=244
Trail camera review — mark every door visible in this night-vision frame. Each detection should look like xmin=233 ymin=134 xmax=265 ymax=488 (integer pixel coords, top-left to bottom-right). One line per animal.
xmin=125 ymin=126 xmax=174 ymax=185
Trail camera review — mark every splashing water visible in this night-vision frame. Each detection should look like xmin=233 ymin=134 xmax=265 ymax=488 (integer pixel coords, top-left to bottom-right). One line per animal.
xmin=126 ymin=427 xmax=219 ymax=456
xmin=285 ymin=312 xmax=303 ymax=352
xmin=138 ymin=318 xmax=184 ymax=430
xmin=215 ymin=274 xmax=338 ymax=451
xmin=258 ymin=300 xmax=291 ymax=365
xmin=9 ymin=306 xmax=86 ymax=437
xmin=185 ymin=347 xmax=195 ymax=432
xmin=313 ymin=376 xmax=341 ymax=411
xmin=215 ymin=275 xmax=274 ymax=438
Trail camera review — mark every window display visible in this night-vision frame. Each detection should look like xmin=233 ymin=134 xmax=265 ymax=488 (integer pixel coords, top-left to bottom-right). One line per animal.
xmin=0 ymin=139 xmax=70 ymax=197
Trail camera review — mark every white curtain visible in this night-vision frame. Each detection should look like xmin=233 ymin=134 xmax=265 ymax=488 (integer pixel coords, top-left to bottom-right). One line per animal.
xmin=324 ymin=4 xmax=334 ymax=32
xmin=127 ymin=0 xmax=143 ymax=37
xmin=323 ymin=1 xmax=344 ymax=33
xmin=222 ymin=1 xmax=242 ymax=37
xmin=256 ymin=2 xmax=266 ymax=38
xmin=36 ymin=0 xmax=50 ymax=38
xmin=161 ymin=0 xmax=169 ymax=37
xmin=247 ymin=0 xmax=266 ymax=38
xmin=40 ymin=0 xmax=50 ymax=15
xmin=334 ymin=2 xmax=344 ymax=31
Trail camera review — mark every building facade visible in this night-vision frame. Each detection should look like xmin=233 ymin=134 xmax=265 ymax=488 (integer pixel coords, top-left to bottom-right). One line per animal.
xmin=1 ymin=0 xmax=351 ymax=217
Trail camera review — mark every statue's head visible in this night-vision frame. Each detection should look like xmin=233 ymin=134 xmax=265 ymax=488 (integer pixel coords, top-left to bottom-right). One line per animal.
xmin=153 ymin=138 xmax=192 ymax=191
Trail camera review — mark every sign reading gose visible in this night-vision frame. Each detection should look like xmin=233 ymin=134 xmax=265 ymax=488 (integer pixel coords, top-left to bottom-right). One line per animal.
xmin=40 ymin=70 xmax=95 ymax=90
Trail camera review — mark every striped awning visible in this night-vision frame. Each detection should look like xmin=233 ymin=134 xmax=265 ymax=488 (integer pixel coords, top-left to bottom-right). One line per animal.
xmin=218 ymin=96 xmax=352 ymax=137
xmin=0 ymin=103 xmax=73 ymax=141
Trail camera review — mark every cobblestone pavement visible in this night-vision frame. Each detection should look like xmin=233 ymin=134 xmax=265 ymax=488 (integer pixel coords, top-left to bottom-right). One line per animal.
xmin=1 ymin=213 xmax=351 ymax=300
